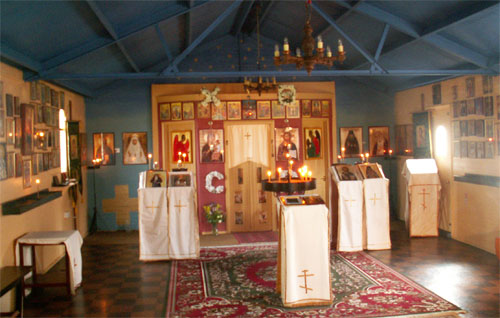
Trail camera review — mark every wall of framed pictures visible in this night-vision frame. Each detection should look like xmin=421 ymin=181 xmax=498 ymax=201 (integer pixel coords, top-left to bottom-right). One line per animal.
xmin=394 ymin=74 xmax=499 ymax=255
xmin=0 ymin=62 xmax=87 ymax=270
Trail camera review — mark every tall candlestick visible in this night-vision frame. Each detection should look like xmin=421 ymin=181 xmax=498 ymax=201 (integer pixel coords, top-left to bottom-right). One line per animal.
xmin=35 ymin=178 xmax=40 ymax=199
xmin=365 ymin=153 xmax=370 ymax=163
xmin=307 ymin=171 xmax=312 ymax=181
xmin=267 ymin=170 xmax=271 ymax=182
xmin=148 ymin=153 xmax=152 ymax=170
xmin=277 ymin=167 xmax=282 ymax=181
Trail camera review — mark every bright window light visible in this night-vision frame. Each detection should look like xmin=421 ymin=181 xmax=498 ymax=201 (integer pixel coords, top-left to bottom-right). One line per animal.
xmin=435 ymin=125 xmax=447 ymax=157
xmin=59 ymin=109 xmax=67 ymax=173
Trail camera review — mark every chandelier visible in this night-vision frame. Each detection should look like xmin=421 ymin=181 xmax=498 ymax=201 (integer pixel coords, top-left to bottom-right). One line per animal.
xmin=243 ymin=3 xmax=278 ymax=96
xmin=274 ymin=0 xmax=345 ymax=75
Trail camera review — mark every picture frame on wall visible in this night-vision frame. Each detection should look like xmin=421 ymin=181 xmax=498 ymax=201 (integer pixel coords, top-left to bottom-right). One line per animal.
xmin=304 ymin=128 xmax=322 ymax=159
xmin=14 ymin=97 xmax=20 ymax=116
xmin=32 ymin=154 xmax=38 ymax=175
xmin=0 ymin=143 xmax=6 ymax=180
xmin=93 ymin=132 xmax=115 ymax=165
xmin=432 ymin=84 xmax=441 ymax=105
xmin=301 ymin=100 xmax=311 ymax=117
xmin=369 ymin=126 xmax=390 ymax=156
xmin=413 ymin=112 xmax=432 ymax=158
xmin=271 ymin=100 xmax=285 ymax=119
xmin=15 ymin=117 xmax=21 ymax=148
xmin=159 ymin=103 xmax=170 ymax=121
xmin=197 ymin=102 xmax=211 ymax=119
xmin=286 ymin=100 xmax=300 ymax=118
xmin=485 ymin=141 xmax=494 ymax=158
xmin=340 ymin=127 xmax=362 ymax=157
xmin=6 ymin=94 xmax=13 ymax=117
xmin=171 ymin=102 xmax=182 ymax=120
xmin=23 ymin=159 xmax=31 ymax=188
xmin=182 ymin=102 xmax=194 ymax=120
xmin=242 ymin=100 xmax=256 ymax=120
xmin=227 ymin=101 xmax=241 ymax=120
xmin=21 ymin=104 xmax=34 ymax=156
xmin=465 ymin=77 xmax=475 ymax=98
xmin=312 ymin=100 xmax=321 ymax=117
xmin=15 ymin=153 xmax=22 ymax=177
xmin=321 ymin=100 xmax=330 ymax=117
xmin=7 ymin=152 xmax=15 ymax=178
xmin=0 ymin=109 xmax=4 ymax=138
xmin=275 ymin=127 xmax=299 ymax=161
xmin=257 ymin=101 xmax=271 ymax=119
xmin=212 ymin=101 xmax=227 ymax=120
xmin=199 ymin=129 xmax=224 ymax=163
xmin=171 ymin=130 xmax=192 ymax=163
xmin=122 ymin=132 xmax=148 ymax=165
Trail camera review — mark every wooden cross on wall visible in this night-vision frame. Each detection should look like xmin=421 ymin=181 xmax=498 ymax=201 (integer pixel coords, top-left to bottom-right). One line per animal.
xmin=102 ymin=185 xmax=139 ymax=226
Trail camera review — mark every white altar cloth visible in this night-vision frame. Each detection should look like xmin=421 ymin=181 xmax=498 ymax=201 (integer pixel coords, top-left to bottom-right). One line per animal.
xmin=336 ymin=180 xmax=364 ymax=251
xmin=138 ymin=187 xmax=169 ymax=261
xmin=363 ymin=178 xmax=391 ymax=250
xmin=279 ymin=196 xmax=332 ymax=307
xmin=167 ymin=186 xmax=199 ymax=259
xmin=402 ymin=159 xmax=441 ymax=237
xmin=16 ymin=230 xmax=83 ymax=294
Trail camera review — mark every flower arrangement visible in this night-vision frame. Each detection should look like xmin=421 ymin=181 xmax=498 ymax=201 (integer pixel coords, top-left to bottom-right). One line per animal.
xmin=203 ymin=203 xmax=225 ymax=235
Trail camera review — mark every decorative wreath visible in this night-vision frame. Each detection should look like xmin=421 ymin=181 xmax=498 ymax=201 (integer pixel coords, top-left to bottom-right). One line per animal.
xmin=205 ymin=171 xmax=225 ymax=194
xmin=278 ymin=84 xmax=296 ymax=106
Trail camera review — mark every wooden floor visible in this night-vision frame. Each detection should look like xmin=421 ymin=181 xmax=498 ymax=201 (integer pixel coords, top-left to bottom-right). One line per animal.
xmin=22 ymin=221 xmax=499 ymax=317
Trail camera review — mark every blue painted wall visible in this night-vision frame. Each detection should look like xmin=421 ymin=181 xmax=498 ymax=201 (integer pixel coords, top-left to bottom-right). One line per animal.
xmin=86 ymin=79 xmax=396 ymax=231
xmin=85 ymin=80 xmax=153 ymax=231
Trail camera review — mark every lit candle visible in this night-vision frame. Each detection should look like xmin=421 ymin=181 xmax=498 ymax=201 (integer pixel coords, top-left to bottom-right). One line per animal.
xmin=153 ymin=161 xmax=158 ymax=170
xmin=317 ymin=36 xmax=323 ymax=49
xmin=361 ymin=153 xmax=365 ymax=162
xmin=307 ymin=171 xmax=312 ymax=181
xmin=389 ymin=149 xmax=393 ymax=156
xmin=283 ymin=37 xmax=289 ymax=52
xmin=338 ymin=39 xmax=344 ymax=53
xmin=274 ymin=44 xmax=280 ymax=57
xmin=148 ymin=153 xmax=152 ymax=169
xmin=182 ymin=153 xmax=187 ymax=162
xmin=365 ymin=153 xmax=370 ymax=163
xmin=337 ymin=155 xmax=341 ymax=161
xmin=277 ymin=167 xmax=282 ymax=181
xmin=296 ymin=47 xmax=301 ymax=57
xmin=35 ymin=178 xmax=40 ymax=199
xmin=267 ymin=170 xmax=271 ymax=182
xmin=326 ymin=46 xmax=332 ymax=57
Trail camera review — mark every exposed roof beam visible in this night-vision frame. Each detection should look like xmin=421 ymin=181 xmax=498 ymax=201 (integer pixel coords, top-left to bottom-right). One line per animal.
xmin=185 ymin=0 xmax=194 ymax=48
xmin=249 ymin=0 xmax=274 ymax=34
xmin=311 ymin=2 xmax=388 ymax=73
xmin=86 ymin=0 xmax=140 ymax=72
xmin=161 ymin=0 xmax=243 ymax=75
xmin=0 ymin=43 xmax=42 ymax=72
xmin=338 ymin=0 xmax=497 ymax=70
xmin=316 ymin=0 xmax=363 ymax=37
xmin=231 ymin=0 xmax=255 ymax=35
xmin=371 ymin=23 xmax=390 ymax=72
xmin=49 ymin=80 xmax=94 ymax=98
xmin=34 ymin=0 xmax=213 ymax=78
xmin=40 ymin=68 xmax=496 ymax=80
xmin=154 ymin=24 xmax=178 ymax=73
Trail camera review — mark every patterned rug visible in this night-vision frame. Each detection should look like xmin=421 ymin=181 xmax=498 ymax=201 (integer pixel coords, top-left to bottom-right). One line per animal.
xmin=165 ymin=244 xmax=464 ymax=317
xmin=232 ymin=231 xmax=279 ymax=244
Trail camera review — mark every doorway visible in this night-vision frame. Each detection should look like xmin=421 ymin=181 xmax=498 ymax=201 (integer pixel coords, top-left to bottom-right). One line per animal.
xmin=224 ymin=121 xmax=274 ymax=232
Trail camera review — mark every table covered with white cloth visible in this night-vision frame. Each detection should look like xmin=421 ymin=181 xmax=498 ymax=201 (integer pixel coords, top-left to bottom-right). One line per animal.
xmin=138 ymin=187 xmax=169 ymax=261
xmin=363 ymin=178 xmax=391 ymax=250
xmin=402 ymin=159 xmax=441 ymax=237
xmin=277 ymin=195 xmax=332 ymax=307
xmin=16 ymin=230 xmax=83 ymax=295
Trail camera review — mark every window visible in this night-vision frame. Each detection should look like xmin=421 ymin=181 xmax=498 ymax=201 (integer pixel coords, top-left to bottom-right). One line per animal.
xmin=435 ymin=125 xmax=447 ymax=157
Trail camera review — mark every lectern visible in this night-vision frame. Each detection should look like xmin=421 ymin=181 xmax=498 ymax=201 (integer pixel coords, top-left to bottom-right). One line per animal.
xmin=402 ymin=159 xmax=441 ymax=237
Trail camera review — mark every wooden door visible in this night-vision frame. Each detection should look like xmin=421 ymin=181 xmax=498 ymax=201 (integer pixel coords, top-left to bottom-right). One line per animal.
xmin=302 ymin=118 xmax=331 ymax=205
xmin=430 ymin=106 xmax=452 ymax=231
xmin=225 ymin=121 xmax=274 ymax=232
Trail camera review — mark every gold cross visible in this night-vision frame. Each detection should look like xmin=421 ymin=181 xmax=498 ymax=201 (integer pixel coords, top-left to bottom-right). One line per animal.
xmin=244 ymin=132 xmax=251 ymax=139
xmin=418 ymin=188 xmax=429 ymax=210
xmin=298 ymin=269 xmax=314 ymax=294
xmin=344 ymin=198 xmax=356 ymax=207
xmin=146 ymin=203 xmax=159 ymax=213
xmin=370 ymin=193 xmax=380 ymax=206
xmin=174 ymin=199 xmax=186 ymax=213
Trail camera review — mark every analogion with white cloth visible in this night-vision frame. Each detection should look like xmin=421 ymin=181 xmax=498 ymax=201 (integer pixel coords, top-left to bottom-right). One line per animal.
xmin=138 ymin=186 xmax=169 ymax=261
xmin=278 ymin=195 xmax=332 ymax=307
xmin=402 ymin=159 xmax=441 ymax=237
xmin=330 ymin=165 xmax=364 ymax=252
xmin=357 ymin=163 xmax=391 ymax=250
xmin=16 ymin=230 xmax=83 ymax=295
xmin=167 ymin=185 xmax=199 ymax=259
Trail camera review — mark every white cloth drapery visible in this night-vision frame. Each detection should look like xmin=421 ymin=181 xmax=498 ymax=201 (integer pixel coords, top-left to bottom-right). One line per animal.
xmin=336 ymin=180 xmax=364 ymax=251
xmin=138 ymin=187 xmax=169 ymax=261
xmin=16 ymin=230 xmax=83 ymax=295
xmin=279 ymin=197 xmax=332 ymax=307
xmin=402 ymin=159 xmax=441 ymax=237
xmin=226 ymin=124 xmax=269 ymax=168
xmin=363 ymin=178 xmax=391 ymax=250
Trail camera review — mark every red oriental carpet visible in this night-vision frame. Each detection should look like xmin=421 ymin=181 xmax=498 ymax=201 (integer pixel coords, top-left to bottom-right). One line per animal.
xmin=165 ymin=244 xmax=465 ymax=317
xmin=233 ymin=231 xmax=279 ymax=244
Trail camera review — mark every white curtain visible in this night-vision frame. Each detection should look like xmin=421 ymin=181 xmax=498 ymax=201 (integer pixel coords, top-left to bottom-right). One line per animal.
xmin=227 ymin=124 xmax=269 ymax=168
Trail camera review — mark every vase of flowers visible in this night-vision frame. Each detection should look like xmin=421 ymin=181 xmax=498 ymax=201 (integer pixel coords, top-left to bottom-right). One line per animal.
xmin=203 ymin=203 xmax=225 ymax=235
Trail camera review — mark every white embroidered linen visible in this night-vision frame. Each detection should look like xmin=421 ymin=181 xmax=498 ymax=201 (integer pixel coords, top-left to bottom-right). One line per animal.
xmin=363 ymin=178 xmax=391 ymax=250
xmin=138 ymin=187 xmax=169 ymax=261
